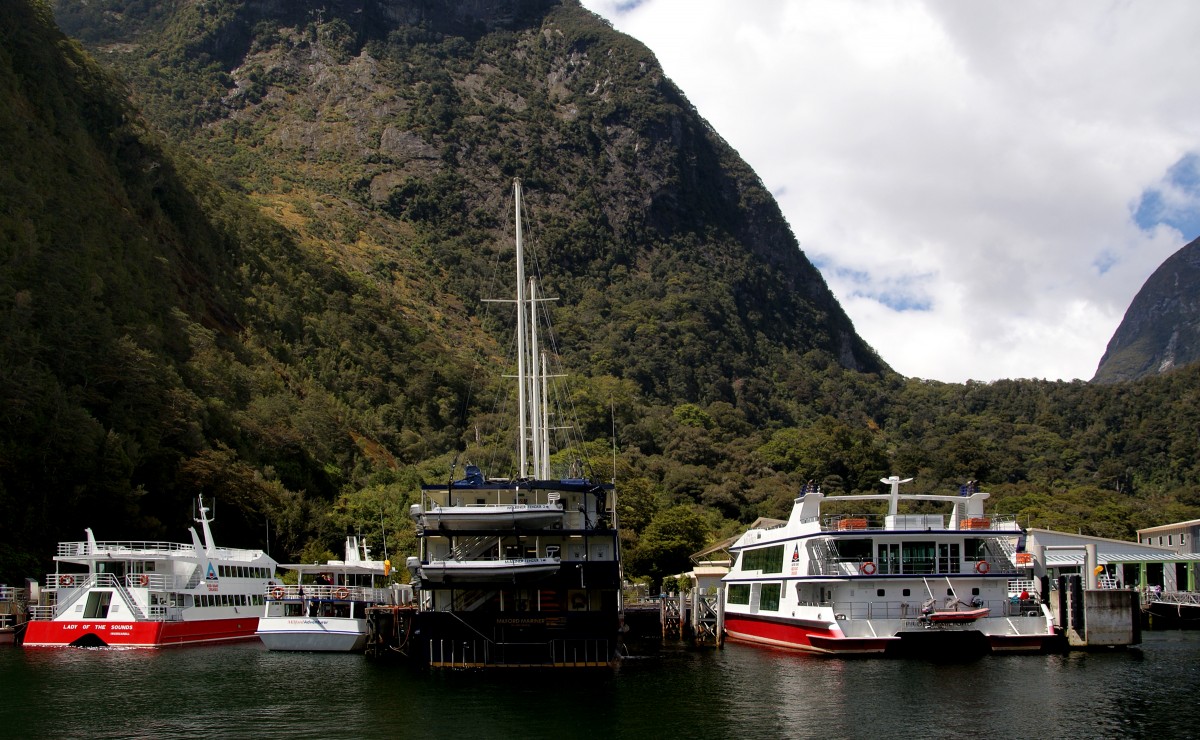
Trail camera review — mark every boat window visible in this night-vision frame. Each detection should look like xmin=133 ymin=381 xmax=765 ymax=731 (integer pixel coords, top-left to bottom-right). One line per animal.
xmin=901 ymin=541 xmax=936 ymax=575
xmin=760 ymin=583 xmax=781 ymax=611
xmin=836 ymin=539 xmax=872 ymax=562
xmin=742 ymin=545 xmax=784 ymax=574
xmin=902 ymin=589 xmax=911 ymax=596
xmin=877 ymin=543 xmax=900 ymax=574
xmin=727 ymin=584 xmax=751 ymax=605
xmin=876 ymin=589 xmax=885 ymax=597
xmin=963 ymin=538 xmax=986 ymax=561
xmin=971 ymin=588 xmax=980 ymax=595
xmin=83 ymin=591 xmax=111 ymax=619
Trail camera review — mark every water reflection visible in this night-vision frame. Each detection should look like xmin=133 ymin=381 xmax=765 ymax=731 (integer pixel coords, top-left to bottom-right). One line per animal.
xmin=2 ymin=633 xmax=1197 ymax=739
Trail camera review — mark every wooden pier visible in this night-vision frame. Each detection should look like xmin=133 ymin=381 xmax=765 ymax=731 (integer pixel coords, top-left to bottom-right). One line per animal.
xmin=655 ymin=587 xmax=725 ymax=647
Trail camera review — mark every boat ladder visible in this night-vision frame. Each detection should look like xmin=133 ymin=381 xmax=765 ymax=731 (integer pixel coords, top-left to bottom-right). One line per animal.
xmin=450 ymin=536 xmax=494 ymax=561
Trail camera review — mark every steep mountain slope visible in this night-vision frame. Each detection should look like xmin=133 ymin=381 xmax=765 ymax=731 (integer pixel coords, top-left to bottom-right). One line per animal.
xmin=51 ymin=0 xmax=888 ymax=409
xmin=1093 ymin=236 xmax=1200 ymax=383
xmin=0 ymin=0 xmax=473 ymax=575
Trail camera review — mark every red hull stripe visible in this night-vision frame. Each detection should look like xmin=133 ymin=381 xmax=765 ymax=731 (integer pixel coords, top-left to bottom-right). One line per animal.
xmin=725 ymin=615 xmax=841 ymax=652
xmin=22 ymin=618 xmax=260 ymax=648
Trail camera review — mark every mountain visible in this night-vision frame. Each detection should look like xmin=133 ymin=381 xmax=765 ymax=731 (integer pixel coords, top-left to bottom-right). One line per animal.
xmin=8 ymin=0 xmax=1200 ymax=586
xmin=1093 ymin=237 xmax=1200 ymax=383
xmin=48 ymin=0 xmax=886 ymax=395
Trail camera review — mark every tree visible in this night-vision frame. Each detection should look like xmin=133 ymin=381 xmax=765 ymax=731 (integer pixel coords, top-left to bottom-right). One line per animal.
xmin=627 ymin=505 xmax=710 ymax=589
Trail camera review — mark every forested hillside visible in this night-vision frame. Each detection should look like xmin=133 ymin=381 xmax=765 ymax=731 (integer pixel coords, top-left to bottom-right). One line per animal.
xmin=3 ymin=0 xmax=1200 ymax=587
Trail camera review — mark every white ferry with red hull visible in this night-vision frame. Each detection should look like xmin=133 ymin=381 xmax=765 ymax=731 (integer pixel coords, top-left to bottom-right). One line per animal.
xmin=23 ymin=497 xmax=276 ymax=648
xmin=723 ymin=476 xmax=1059 ymax=656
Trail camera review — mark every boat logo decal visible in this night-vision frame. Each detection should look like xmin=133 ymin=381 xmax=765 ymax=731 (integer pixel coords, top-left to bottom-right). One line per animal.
xmin=205 ymin=563 xmax=218 ymax=581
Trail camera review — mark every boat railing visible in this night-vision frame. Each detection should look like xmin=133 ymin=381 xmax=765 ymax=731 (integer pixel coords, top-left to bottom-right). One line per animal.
xmin=28 ymin=605 xmax=55 ymax=620
xmin=56 ymin=540 xmax=196 ymax=557
xmin=810 ymin=554 xmax=1017 ymax=577
xmin=1144 ymin=589 xmax=1200 ymax=606
xmin=265 ymin=584 xmax=401 ymax=604
xmin=820 ymin=513 xmax=1020 ymax=532
xmin=830 ymin=597 xmax=1033 ymax=620
xmin=432 ymin=501 xmax=564 ymax=511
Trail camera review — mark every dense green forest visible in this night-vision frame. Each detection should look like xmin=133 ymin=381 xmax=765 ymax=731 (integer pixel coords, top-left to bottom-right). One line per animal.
xmin=2 ymin=0 xmax=1200 ymax=588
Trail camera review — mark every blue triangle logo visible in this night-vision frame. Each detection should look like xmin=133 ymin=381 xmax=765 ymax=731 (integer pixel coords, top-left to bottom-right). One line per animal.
xmin=206 ymin=563 xmax=218 ymax=581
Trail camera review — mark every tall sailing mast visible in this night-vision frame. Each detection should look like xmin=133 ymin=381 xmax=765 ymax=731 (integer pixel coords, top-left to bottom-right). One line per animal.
xmin=514 ymin=178 xmax=529 ymax=478
xmin=512 ymin=178 xmax=559 ymax=481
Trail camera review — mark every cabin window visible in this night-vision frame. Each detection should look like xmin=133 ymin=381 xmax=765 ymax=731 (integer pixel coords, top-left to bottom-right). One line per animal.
xmin=902 ymin=589 xmax=911 ymax=596
xmin=742 ymin=545 xmax=784 ymax=574
xmin=727 ymin=584 xmax=751 ymax=605
xmin=760 ymin=583 xmax=781 ymax=611
xmin=971 ymin=588 xmax=980 ymax=595
xmin=963 ymin=538 xmax=986 ymax=561
xmin=901 ymin=541 xmax=936 ymax=575
xmin=877 ymin=543 xmax=900 ymax=574
xmin=876 ymin=589 xmax=885 ymax=597
xmin=1168 ymin=535 xmax=1173 ymax=546
xmin=837 ymin=538 xmax=873 ymax=563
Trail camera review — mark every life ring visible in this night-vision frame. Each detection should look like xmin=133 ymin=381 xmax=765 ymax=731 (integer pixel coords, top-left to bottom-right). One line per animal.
xmin=271 ymin=586 xmax=285 ymax=600
xmin=976 ymin=561 xmax=990 ymax=574
xmin=334 ymin=587 xmax=349 ymax=599
xmin=58 ymin=574 xmax=75 ymax=587
xmin=861 ymin=561 xmax=877 ymax=575
xmin=138 ymin=574 xmax=149 ymax=587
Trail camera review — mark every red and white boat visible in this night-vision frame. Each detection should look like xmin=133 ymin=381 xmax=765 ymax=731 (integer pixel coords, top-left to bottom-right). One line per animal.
xmin=23 ymin=497 xmax=276 ymax=648
xmin=722 ymin=476 xmax=1060 ymax=656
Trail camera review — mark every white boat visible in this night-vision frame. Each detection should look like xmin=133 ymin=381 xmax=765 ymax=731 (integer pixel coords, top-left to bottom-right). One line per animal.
xmin=410 ymin=470 xmax=566 ymax=531
xmin=23 ymin=497 xmax=275 ymax=648
xmin=408 ymin=554 xmax=562 ymax=583
xmin=722 ymin=476 xmax=1060 ymax=656
xmin=256 ymin=536 xmax=411 ymax=652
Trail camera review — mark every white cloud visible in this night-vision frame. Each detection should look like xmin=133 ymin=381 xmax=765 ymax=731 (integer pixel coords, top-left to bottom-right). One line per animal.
xmin=581 ymin=0 xmax=1200 ymax=381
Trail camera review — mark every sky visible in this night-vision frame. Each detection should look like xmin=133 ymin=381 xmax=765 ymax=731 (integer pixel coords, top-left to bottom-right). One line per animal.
xmin=579 ymin=0 xmax=1200 ymax=382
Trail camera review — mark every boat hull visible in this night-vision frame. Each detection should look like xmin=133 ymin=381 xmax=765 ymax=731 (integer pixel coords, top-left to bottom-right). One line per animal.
xmin=725 ymin=612 xmax=1057 ymax=656
xmin=22 ymin=617 xmax=260 ymax=648
xmin=256 ymin=617 xmax=368 ymax=652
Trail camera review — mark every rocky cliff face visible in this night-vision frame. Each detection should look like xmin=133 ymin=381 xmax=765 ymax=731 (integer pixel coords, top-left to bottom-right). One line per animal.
xmin=51 ymin=0 xmax=888 ymax=403
xmin=1093 ymin=237 xmax=1200 ymax=383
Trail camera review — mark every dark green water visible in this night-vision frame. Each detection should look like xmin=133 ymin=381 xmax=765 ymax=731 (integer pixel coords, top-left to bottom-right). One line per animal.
xmin=2 ymin=632 xmax=1198 ymax=739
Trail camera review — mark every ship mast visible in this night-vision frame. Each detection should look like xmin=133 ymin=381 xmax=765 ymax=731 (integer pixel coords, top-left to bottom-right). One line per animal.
xmin=512 ymin=178 xmax=555 ymax=480
xmin=514 ymin=178 xmax=529 ymax=478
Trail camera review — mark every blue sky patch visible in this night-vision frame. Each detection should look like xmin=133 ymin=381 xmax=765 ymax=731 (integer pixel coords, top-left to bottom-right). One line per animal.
xmin=813 ymin=257 xmax=933 ymax=312
xmin=1133 ymin=152 xmax=1200 ymax=240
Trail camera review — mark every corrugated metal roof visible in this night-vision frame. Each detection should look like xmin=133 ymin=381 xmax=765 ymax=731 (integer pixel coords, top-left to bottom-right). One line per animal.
xmin=1043 ymin=551 xmax=1200 ymax=565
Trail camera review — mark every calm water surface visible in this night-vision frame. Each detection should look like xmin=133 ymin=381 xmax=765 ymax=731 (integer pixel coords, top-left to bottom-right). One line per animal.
xmin=2 ymin=632 xmax=1198 ymax=739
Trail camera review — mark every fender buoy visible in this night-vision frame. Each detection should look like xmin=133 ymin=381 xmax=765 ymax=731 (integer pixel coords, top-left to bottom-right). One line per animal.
xmin=976 ymin=561 xmax=990 ymax=574
xmin=334 ymin=587 xmax=349 ymax=599
xmin=271 ymin=586 xmax=285 ymax=600
xmin=58 ymin=574 xmax=75 ymax=587
xmin=861 ymin=561 xmax=877 ymax=576
xmin=138 ymin=574 xmax=149 ymax=587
